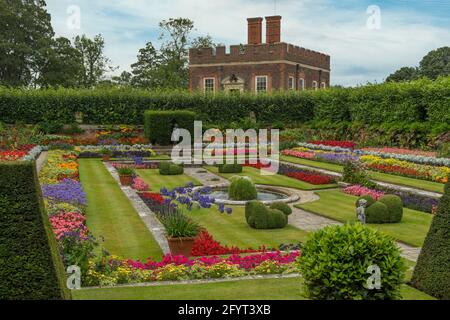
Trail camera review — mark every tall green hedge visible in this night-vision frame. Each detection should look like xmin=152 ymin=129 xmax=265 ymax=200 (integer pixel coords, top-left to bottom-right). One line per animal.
xmin=0 ymin=162 xmax=71 ymax=300
xmin=411 ymin=178 xmax=450 ymax=299
xmin=0 ymin=76 xmax=448 ymax=125
xmin=144 ymin=110 xmax=197 ymax=145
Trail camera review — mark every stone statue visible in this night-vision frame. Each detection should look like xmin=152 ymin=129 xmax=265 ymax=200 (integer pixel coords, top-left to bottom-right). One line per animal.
xmin=356 ymin=199 xmax=367 ymax=224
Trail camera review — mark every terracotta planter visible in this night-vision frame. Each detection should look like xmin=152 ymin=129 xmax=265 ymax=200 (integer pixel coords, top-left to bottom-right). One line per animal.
xmin=167 ymin=237 xmax=196 ymax=257
xmin=102 ymin=155 xmax=111 ymax=162
xmin=119 ymin=175 xmax=133 ymax=186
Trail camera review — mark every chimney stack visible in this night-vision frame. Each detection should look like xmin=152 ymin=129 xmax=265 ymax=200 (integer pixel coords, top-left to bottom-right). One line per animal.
xmin=265 ymin=15 xmax=282 ymax=44
xmin=247 ymin=17 xmax=263 ymax=45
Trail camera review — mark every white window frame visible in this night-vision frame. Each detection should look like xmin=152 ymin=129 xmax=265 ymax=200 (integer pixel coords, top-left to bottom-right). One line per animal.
xmin=299 ymin=78 xmax=305 ymax=91
xmin=203 ymin=77 xmax=215 ymax=93
xmin=321 ymin=82 xmax=327 ymax=89
xmin=288 ymin=76 xmax=295 ymax=90
xmin=255 ymin=75 xmax=268 ymax=93
xmin=312 ymin=81 xmax=318 ymax=91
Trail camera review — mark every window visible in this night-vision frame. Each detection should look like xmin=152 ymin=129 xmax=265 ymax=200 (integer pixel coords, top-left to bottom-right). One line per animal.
xmin=288 ymin=77 xmax=295 ymax=90
xmin=255 ymin=76 xmax=268 ymax=93
xmin=321 ymin=82 xmax=327 ymax=89
xmin=203 ymin=78 xmax=215 ymax=93
xmin=299 ymin=78 xmax=305 ymax=91
xmin=312 ymin=81 xmax=318 ymax=91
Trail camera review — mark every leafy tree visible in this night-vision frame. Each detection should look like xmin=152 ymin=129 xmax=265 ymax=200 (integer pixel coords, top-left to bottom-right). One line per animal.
xmin=419 ymin=47 xmax=450 ymax=80
xmin=131 ymin=18 xmax=219 ymax=89
xmin=386 ymin=67 xmax=418 ymax=83
xmin=74 ymin=34 xmax=116 ymax=87
xmin=0 ymin=0 xmax=54 ymax=87
xmin=38 ymin=37 xmax=83 ymax=88
xmin=112 ymin=71 xmax=132 ymax=86
xmin=386 ymin=47 xmax=450 ymax=82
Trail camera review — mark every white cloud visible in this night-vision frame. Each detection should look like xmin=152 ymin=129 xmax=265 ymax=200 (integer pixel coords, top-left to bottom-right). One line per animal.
xmin=45 ymin=0 xmax=450 ymax=86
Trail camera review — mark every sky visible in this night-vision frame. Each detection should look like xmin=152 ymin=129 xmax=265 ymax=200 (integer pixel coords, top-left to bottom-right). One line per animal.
xmin=45 ymin=0 xmax=450 ymax=87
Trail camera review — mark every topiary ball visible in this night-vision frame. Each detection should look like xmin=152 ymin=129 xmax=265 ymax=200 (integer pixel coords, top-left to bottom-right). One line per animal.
xmin=379 ymin=195 xmax=403 ymax=223
xmin=365 ymin=201 xmax=390 ymax=224
xmin=355 ymin=195 xmax=376 ymax=208
xmin=267 ymin=209 xmax=288 ymax=229
xmin=270 ymin=202 xmax=293 ymax=216
xmin=229 ymin=176 xmax=257 ymax=201
xmin=298 ymin=223 xmax=405 ymax=300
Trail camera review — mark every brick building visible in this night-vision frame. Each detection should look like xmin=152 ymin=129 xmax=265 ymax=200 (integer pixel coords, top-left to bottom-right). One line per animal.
xmin=189 ymin=16 xmax=331 ymax=93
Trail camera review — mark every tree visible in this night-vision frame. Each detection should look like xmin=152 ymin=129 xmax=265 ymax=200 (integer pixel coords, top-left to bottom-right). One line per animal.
xmin=0 ymin=0 xmax=54 ymax=87
xmin=386 ymin=67 xmax=418 ymax=83
xmin=112 ymin=71 xmax=132 ymax=86
xmin=386 ymin=47 xmax=450 ymax=82
xmin=74 ymin=34 xmax=116 ymax=87
xmin=131 ymin=18 xmax=218 ymax=89
xmin=38 ymin=37 xmax=83 ymax=88
xmin=419 ymin=47 xmax=450 ymax=80
xmin=191 ymin=35 xmax=222 ymax=49
xmin=411 ymin=177 xmax=450 ymax=299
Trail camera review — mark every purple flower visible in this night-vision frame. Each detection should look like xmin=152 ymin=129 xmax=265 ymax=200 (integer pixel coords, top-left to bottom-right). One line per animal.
xmin=42 ymin=179 xmax=86 ymax=206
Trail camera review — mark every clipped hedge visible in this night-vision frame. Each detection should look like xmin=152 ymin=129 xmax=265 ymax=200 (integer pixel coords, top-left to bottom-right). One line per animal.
xmin=159 ymin=162 xmax=184 ymax=175
xmin=144 ymin=110 xmax=196 ymax=145
xmin=218 ymin=163 xmax=243 ymax=174
xmin=411 ymin=178 xmax=450 ymax=299
xmin=0 ymin=76 xmax=448 ymax=126
xmin=245 ymin=201 xmax=288 ymax=229
xmin=0 ymin=162 xmax=71 ymax=300
xmin=228 ymin=176 xmax=257 ymax=201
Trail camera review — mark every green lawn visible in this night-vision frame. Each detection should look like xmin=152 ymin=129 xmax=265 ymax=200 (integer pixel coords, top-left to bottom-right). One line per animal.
xmin=136 ymin=169 xmax=201 ymax=191
xmin=297 ymin=190 xmax=432 ymax=247
xmin=72 ymin=277 xmax=433 ymax=300
xmin=79 ymin=159 xmax=163 ymax=260
xmin=205 ymin=166 xmax=337 ymax=191
xmin=281 ymin=155 xmax=445 ymax=194
xmin=186 ymin=206 xmax=309 ymax=248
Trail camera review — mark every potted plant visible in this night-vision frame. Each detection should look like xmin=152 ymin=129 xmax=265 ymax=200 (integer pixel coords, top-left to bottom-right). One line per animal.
xmin=117 ymin=167 xmax=134 ymax=186
xmin=101 ymin=148 xmax=113 ymax=161
xmin=160 ymin=213 xmax=201 ymax=257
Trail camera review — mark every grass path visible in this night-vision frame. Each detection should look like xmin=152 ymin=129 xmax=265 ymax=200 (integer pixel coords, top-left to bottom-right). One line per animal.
xmin=79 ymin=159 xmax=163 ymax=261
xmin=136 ymin=169 xmax=201 ymax=191
xmin=297 ymin=190 xmax=432 ymax=247
xmin=205 ymin=166 xmax=337 ymax=191
xmin=186 ymin=206 xmax=309 ymax=248
xmin=281 ymin=155 xmax=445 ymax=193
xmin=73 ymin=277 xmax=433 ymax=300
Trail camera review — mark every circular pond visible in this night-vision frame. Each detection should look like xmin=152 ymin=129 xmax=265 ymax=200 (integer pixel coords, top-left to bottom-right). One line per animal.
xmin=210 ymin=189 xmax=288 ymax=202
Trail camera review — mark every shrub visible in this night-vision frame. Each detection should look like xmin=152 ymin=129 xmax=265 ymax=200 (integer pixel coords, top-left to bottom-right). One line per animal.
xmin=298 ymin=223 xmax=405 ymax=300
xmin=245 ymin=201 xmax=288 ymax=229
xmin=218 ymin=164 xmax=243 ymax=174
xmin=0 ymin=162 xmax=71 ymax=300
xmin=355 ymin=195 xmax=376 ymax=208
xmin=342 ymin=161 xmax=376 ymax=188
xmin=267 ymin=209 xmax=288 ymax=229
xmin=159 ymin=162 xmax=184 ymax=176
xmin=228 ymin=176 xmax=257 ymax=201
xmin=144 ymin=110 xmax=196 ymax=145
xmin=160 ymin=213 xmax=201 ymax=238
xmin=365 ymin=201 xmax=390 ymax=224
xmin=379 ymin=195 xmax=404 ymax=223
xmin=270 ymin=202 xmax=292 ymax=216
xmin=411 ymin=177 xmax=450 ymax=299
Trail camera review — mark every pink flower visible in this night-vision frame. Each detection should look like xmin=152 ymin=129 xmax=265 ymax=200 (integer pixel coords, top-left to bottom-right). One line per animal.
xmin=132 ymin=177 xmax=149 ymax=191
xmin=342 ymin=185 xmax=385 ymax=200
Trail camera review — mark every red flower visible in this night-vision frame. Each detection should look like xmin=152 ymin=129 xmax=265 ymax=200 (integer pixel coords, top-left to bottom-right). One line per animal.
xmin=141 ymin=192 xmax=165 ymax=205
xmin=309 ymin=140 xmax=355 ymax=149
xmin=191 ymin=231 xmax=264 ymax=256
xmin=286 ymin=171 xmax=333 ymax=185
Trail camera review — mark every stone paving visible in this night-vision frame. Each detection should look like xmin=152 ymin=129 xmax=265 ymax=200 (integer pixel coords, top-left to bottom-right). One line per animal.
xmin=35 ymin=151 xmax=48 ymax=173
xmin=103 ymin=162 xmax=170 ymax=254
xmin=184 ymin=167 xmax=230 ymax=186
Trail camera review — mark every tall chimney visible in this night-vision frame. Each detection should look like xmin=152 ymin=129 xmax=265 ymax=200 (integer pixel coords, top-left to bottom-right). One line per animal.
xmin=265 ymin=15 xmax=282 ymax=44
xmin=247 ymin=17 xmax=263 ymax=45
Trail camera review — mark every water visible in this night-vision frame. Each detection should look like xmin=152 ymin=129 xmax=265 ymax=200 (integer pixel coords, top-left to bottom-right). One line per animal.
xmin=210 ymin=189 xmax=288 ymax=201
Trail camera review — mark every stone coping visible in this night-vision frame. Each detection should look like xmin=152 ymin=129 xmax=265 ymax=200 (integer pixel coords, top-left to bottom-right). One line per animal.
xmin=193 ymin=184 xmax=300 ymax=205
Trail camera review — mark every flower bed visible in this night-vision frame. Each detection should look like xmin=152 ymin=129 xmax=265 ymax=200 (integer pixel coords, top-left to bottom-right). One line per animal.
xmin=191 ymin=231 xmax=265 ymax=256
xmin=84 ymin=252 xmax=300 ymax=287
xmin=342 ymin=185 xmax=385 ymax=200
xmin=310 ymin=140 xmax=356 ymax=149
xmin=76 ymin=144 xmax=156 ymax=158
xmin=278 ymin=163 xmax=336 ymax=185
xmin=361 ymin=147 xmax=437 ymax=158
